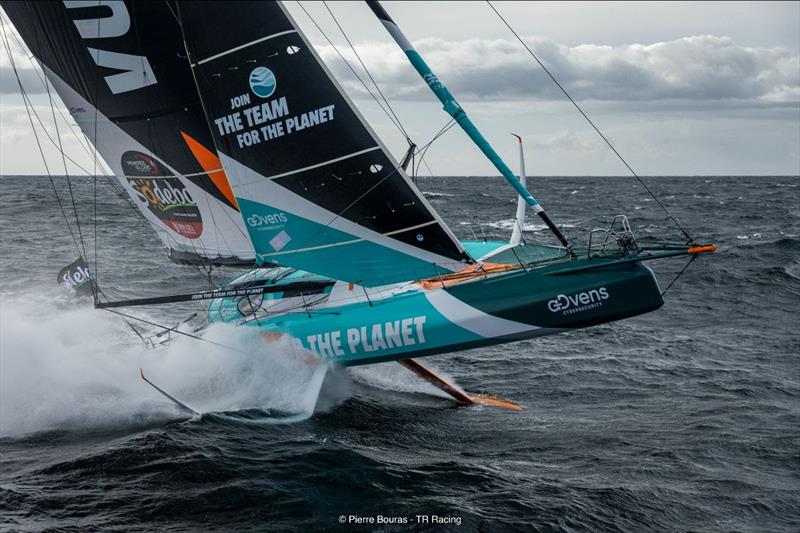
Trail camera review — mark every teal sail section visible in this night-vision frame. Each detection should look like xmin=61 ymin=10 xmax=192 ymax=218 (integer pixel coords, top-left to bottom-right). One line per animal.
xmin=236 ymin=197 xmax=464 ymax=286
xmin=177 ymin=1 xmax=471 ymax=286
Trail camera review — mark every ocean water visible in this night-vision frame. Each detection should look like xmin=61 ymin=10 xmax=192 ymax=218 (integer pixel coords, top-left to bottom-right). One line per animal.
xmin=0 ymin=175 xmax=798 ymax=532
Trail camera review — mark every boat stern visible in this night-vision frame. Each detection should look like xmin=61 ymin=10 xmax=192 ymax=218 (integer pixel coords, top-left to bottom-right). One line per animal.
xmin=534 ymin=261 xmax=664 ymax=329
xmin=446 ymin=256 xmax=664 ymax=332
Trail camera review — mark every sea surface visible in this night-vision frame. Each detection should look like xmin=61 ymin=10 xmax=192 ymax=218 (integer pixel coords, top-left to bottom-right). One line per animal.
xmin=0 ymin=175 xmax=798 ymax=532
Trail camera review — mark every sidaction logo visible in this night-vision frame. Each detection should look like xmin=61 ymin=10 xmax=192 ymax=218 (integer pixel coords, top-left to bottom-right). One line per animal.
xmin=547 ymin=287 xmax=609 ymax=315
xmin=247 ymin=212 xmax=288 ymax=227
xmin=122 ymin=151 xmax=203 ymax=240
xmin=249 ymin=66 xmax=276 ymax=98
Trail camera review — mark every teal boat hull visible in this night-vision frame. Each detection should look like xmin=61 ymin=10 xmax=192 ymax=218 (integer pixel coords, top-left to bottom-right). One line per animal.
xmin=207 ymin=242 xmax=663 ymax=366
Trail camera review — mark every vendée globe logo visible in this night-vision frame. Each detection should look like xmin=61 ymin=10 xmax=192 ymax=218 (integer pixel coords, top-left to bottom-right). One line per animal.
xmin=249 ymin=66 xmax=276 ymax=98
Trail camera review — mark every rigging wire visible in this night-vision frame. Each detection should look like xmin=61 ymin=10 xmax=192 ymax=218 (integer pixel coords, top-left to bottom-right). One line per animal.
xmin=321 ymin=0 xmax=412 ymax=144
xmin=3 ymin=13 xmax=242 ymax=302
xmin=0 ymin=12 xmax=121 ymax=189
xmin=0 ymin=11 xmax=99 ymax=159
xmin=92 ymin=8 xmax=102 ymax=299
xmin=660 ymin=255 xmax=697 ymax=296
xmin=485 ymin=1 xmax=694 ymax=243
xmin=0 ymin=19 xmax=192 ymax=277
xmin=102 ymin=308 xmax=252 ymax=355
xmin=296 ymin=116 xmax=466 ymax=266
xmin=295 ymin=1 xmax=411 ymax=143
xmin=0 ymin=20 xmax=84 ymax=257
xmin=43 ymin=71 xmax=97 ymax=300
xmin=414 ymin=117 xmax=457 ymax=177
xmin=3 ymin=14 xmax=97 ymax=299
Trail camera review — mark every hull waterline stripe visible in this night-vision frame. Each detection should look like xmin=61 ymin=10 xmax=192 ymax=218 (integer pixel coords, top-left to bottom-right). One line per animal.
xmin=240 ymin=146 xmax=382 ymax=185
xmin=258 ymin=219 xmax=440 ymax=258
xmin=425 ymin=289 xmax=538 ymax=338
xmin=192 ymin=30 xmax=298 ymax=66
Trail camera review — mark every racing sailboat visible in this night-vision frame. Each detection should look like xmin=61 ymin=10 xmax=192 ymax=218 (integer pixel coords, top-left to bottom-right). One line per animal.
xmin=2 ymin=0 xmax=715 ymax=410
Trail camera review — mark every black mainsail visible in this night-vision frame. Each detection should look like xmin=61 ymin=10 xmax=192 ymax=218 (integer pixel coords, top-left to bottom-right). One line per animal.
xmin=1 ymin=0 xmax=255 ymax=264
xmin=177 ymin=0 xmax=471 ymax=286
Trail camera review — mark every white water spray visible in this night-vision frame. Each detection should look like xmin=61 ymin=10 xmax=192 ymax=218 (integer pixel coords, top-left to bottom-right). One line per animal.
xmin=0 ymin=292 xmax=334 ymax=437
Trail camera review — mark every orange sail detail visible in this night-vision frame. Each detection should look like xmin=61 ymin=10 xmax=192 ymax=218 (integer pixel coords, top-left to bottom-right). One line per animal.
xmin=180 ymin=131 xmax=239 ymax=210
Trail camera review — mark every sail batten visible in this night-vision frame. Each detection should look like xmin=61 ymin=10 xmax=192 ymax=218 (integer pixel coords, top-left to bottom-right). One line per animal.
xmin=253 ymin=146 xmax=382 ymax=183
xmin=192 ymin=30 xmax=300 ymax=66
xmin=177 ymin=0 xmax=471 ymax=286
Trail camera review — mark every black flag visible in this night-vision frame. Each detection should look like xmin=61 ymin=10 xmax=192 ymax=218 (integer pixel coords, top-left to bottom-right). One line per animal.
xmin=57 ymin=257 xmax=95 ymax=297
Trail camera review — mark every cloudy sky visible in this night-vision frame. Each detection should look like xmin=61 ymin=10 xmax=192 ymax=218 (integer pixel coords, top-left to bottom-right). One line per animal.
xmin=1 ymin=1 xmax=798 ymax=176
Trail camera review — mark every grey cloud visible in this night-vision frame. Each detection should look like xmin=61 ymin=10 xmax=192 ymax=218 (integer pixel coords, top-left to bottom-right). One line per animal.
xmin=0 ymin=37 xmax=46 ymax=95
xmin=317 ymin=35 xmax=800 ymax=105
xmin=0 ymin=65 xmax=46 ymax=94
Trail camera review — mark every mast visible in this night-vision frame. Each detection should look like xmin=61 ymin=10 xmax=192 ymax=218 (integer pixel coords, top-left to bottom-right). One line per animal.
xmin=366 ymin=1 xmax=571 ymax=250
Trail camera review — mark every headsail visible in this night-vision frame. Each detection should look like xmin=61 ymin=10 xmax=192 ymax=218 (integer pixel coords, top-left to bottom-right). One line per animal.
xmin=177 ymin=0 xmax=471 ymax=286
xmin=1 ymin=0 xmax=255 ymax=265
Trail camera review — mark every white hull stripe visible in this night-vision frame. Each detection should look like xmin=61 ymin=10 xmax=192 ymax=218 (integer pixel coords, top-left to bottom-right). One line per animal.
xmin=425 ymin=290 xmax=538 ymax=338
xmin=193 ymin=30 xmax=298 ymax=66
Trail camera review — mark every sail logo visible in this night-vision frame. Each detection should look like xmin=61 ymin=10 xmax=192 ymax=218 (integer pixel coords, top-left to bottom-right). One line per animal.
xmin=246 ymin=212 xmax=288 ymax=227
xmin=121 ymin=151 xmax=203 ymax=240
xmin=547 ymin=287 xmax=609 ymax=315
xmin=63 ymin=1 xmax=157 ymax=94
xmin=249 ymin=67 xmax=276 ymax=98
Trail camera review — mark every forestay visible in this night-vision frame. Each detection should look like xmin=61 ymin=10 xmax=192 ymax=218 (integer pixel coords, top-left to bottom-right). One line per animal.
xmin=1 ymin=0 xmax=255 ymax=265
xmin=177 ymin=0 xmax=471 ymax=286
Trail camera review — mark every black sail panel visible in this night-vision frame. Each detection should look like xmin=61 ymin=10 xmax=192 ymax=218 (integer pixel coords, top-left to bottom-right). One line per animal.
xmin=177 ymin=1 xmax=470 ymax=285
xmin=1 ymin=0 xmax=254 ymax=264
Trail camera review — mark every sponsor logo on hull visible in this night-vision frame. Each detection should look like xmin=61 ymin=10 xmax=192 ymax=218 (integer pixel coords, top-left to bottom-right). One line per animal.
xmin=304 ymin=316 xmax=427 ymax=359
xmin=547 ymin=287 xmax=610 ymax=315
xmin=122 ymin=151 xmax=203 ymax=239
